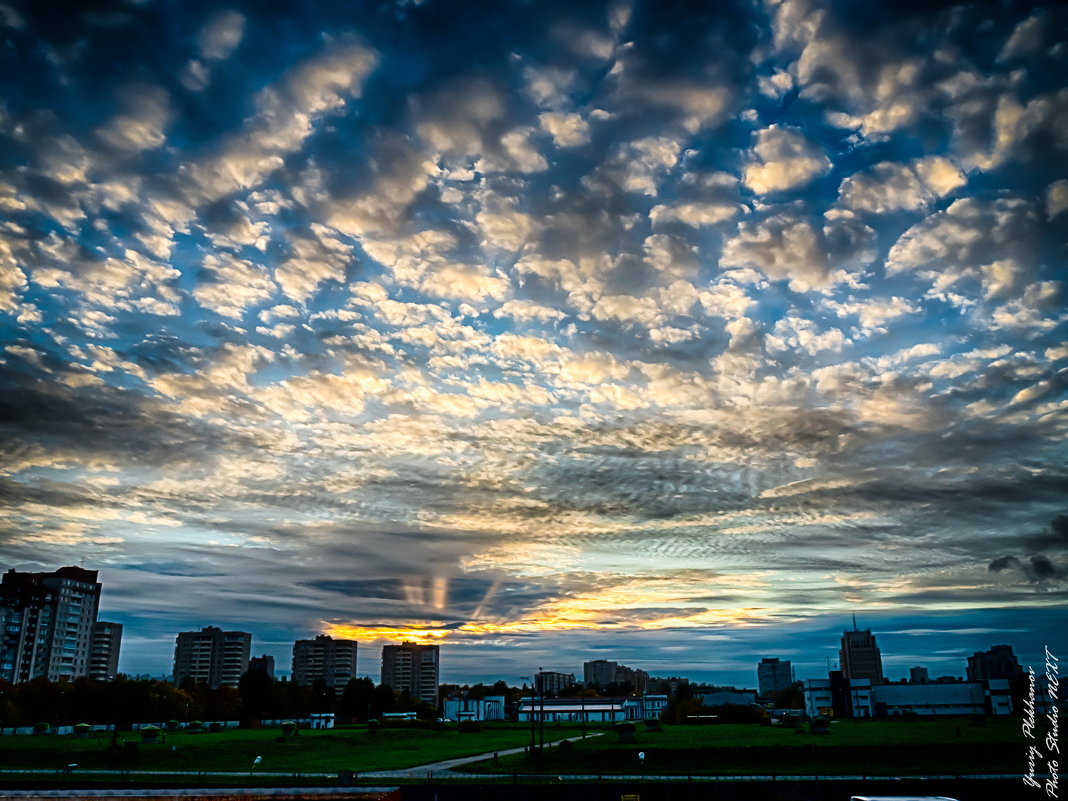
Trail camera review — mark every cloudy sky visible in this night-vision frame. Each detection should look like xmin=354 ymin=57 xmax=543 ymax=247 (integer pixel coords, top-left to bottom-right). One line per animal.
xmin=1 ymin=0 xmax=1066 ymax=687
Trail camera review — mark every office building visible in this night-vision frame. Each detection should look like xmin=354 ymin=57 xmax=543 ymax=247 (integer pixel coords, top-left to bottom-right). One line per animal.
xmin=966 ymin=644 xmax=1023 ymax=682
xmin=173 ymin=626 xmax=251 ymax=689
xmin=248 ymin=654 xmax=275 ymax=678
xmin=804 ymin=674 xmax=874 ymax=718
xmin=0 ymin=566 xmax=101 ymax=683
xmin=757 ymin=657 xmax=794 ymax=696
xmin=381 ymin=641 xmax=439 ymax=706
xmin=292 ymin=634 xmax=358 ymax=693
xmin=89 ymin=621 xmax=122 ymax=681
xmin=839 ymin=620 xmax=885 ymax=685
xmin=535 ymin=670 xmax=575 ymax=696
xmin=909 ymin=666 xmax=929 ymax=684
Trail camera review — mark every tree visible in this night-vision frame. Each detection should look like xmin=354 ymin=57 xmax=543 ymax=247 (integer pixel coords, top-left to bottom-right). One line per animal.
xmin=338 ymin=677 xmax=375 ymax=723
xmin=239 ymin=669 xmax=275 ymax=724
xmin=369 ymin=683 xmax=396 ymax=718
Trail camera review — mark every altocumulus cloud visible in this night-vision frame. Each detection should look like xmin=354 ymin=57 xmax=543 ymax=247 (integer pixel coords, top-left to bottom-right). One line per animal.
xmin=0 ymin=0 xmax=1066 ymax=682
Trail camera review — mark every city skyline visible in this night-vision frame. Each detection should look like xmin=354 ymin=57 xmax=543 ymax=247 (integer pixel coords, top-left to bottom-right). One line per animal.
xmin=1 ymin=1 xmax=1066 ymax=691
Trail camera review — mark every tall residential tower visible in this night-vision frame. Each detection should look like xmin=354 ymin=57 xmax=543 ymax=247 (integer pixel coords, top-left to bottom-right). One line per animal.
xmin=173 ymin=626 xmax=252 ymax=689
xmin=381 ymin=641 xmax=439 ymax=706
xmin=292 ymin=634 xmax=358 ymax=693
xmin=0 ymin=567 xmax=102 ymax=683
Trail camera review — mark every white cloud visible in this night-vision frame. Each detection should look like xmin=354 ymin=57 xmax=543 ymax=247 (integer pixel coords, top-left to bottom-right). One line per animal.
xmin=538 ymin=112 xmax=591 ymax=147
xmin=649 ymin=201 xmax=740 ymax=227
xmin=198 ymin=10 xmax=246 ymax=61
xmin=997 ymin=11 xmax=1048 ymax=63
xmin=770 ymin=0 xmax=927 ymax=138
xmin=0 ymin=235 xmax=27 ymax=312
xmin=493 ymin=300 xmax=566 ymax=323
xmin=838 ymin=156 xmax=965 ymax=214
xmin=721 ymin=209 xmax=873 ymax=292
xmin=98 ymin=85 xmax=172 ymax=152
xmin=1046 ymin=179 xmax=1068 ymax=219
xmin=758 ymin=70 xmax=794 ymax=98
xmin=767 ymin=316 xmax=848 ymax=355
xmin=743 ymin=125 xmax=830 ymax=194
xmin=194 ymin=253 xmax=277 ymax=319
xmin=822 ymin=296 xmax=919 ymax=334
xmin=887 ymin=197 xmax=1041 ymax=300
xmin=643 ymin=233 xmax=697 ymax=279
xmin=185 ymin=39 xmax=378 ymax=202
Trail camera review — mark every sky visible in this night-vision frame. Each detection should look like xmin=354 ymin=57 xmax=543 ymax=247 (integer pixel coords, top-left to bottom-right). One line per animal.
xmin=1 ymin=0 xmax=1066 ymax=688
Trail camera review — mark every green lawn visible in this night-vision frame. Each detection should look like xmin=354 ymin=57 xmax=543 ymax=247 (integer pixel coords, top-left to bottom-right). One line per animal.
xmin=464 ymin=718 xmax=1023 ymax=777
xmin=0 ymin=718 xmax=1024 ymax=778
xmin=0 ymin=723 xmax=575 ymax=773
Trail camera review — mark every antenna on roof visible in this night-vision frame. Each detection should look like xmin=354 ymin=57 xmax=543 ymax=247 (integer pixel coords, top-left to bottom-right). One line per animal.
xmin=852 ymin=612 xmax=857 ymax=630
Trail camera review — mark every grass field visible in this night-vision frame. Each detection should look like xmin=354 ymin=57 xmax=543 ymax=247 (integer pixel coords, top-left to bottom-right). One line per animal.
xmin=0 ymin=718 xmax=1023 ymax=778
xmin=0 ymin=723 xmax=571 ymax=773
xmin=463 ymin=717 xmax=1022 ymax=777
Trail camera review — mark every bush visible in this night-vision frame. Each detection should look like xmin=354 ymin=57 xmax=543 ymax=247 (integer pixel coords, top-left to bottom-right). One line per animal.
xmin=457 ymin=720 xmax=482 ymax=733
xmin=558 ymin=739 xmax=573 ymax=753
xmin=140 ymin=725 xmax=161 ymax=744
xmin=614 ymin=722 xmax=637 ymax=743
xmin=166 ymin=719 xmax=180 ymax=730
xmin=33 ymin=722 xmax=49 ymax=735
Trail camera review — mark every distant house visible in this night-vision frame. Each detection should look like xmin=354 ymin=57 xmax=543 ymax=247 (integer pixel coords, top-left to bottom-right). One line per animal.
xmin=309 ymin=712 xmax=334 ymax=729
xmin=443 ymin=695 xmax=506 ymax=722
xmin=517 ymin=694 xmax=667 ymax=722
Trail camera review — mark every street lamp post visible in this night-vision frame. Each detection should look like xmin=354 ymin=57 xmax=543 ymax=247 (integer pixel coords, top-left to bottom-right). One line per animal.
xmin=520 ymin=676 xmax=534 ymax=756
xmin=538 ymin=666 xmax=545 ymax=753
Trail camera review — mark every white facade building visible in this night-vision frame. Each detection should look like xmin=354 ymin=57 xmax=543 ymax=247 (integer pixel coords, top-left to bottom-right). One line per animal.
xmin=517 ymin=694 xmax=667 ymax=722
xmin=872 ymin=679 xmax=1013 ymax=716
xmin=443 ymin=696 xmax=506 ymax=721
xmin=803 ymin=677 xmax=874 ymax=718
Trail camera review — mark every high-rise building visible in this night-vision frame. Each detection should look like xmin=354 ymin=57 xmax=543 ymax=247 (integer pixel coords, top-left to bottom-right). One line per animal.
xmin=0 ymin=567 xmax=101 ymax=683
xmin=909 ymin=666 xmax=930 ymax=684
xmin=966 ymin=645 xmax=1023 ymax=682
xmin=535 ymin=670 xmax=575 ymax=696
xmin=582 ymin=659 xmax=648 ymax=692
xmin=614 ymin=664 xmax=650 ymax=693
xmin=292 ymin=634 xmax=358 ymax=693
xmin=89 ymin=621 xmax=122 ymax=681
xmin=583 ymin=659 xmax=618 ymax=688
xmin=757 ymin=657 xmax=794 ymax=696
xmin=248 ymin=654 xmax=275 ymax=678
xmin=381 ymin=641 xmax=439 ymax=707
xmin=173 ymin=626 xmax=252 ymax=689
xmin=839 ymin=621 xmax=885 ymax=685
